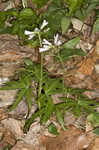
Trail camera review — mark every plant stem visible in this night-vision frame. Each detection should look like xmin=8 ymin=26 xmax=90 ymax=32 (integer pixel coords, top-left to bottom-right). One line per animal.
xmin=38 ymin=33 xmax=43 ymax=109
xmin=57 ymin=52 xmax=66 ymax=94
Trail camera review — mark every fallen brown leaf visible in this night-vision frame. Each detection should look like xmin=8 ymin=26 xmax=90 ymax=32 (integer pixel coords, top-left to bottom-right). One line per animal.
xmin=0 ymin=108 xmax=8 ymax=121
xmin=43 ymin=125 xmax=91 ymax=150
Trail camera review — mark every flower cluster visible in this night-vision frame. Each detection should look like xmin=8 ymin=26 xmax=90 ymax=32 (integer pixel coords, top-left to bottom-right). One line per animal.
xmin=24 ymin=20 xmax=48 ymax=40
xmin=39 ymin=34 xmax=62 ymax=53
xmin=24 ymin=20 xmax=62 ymax=53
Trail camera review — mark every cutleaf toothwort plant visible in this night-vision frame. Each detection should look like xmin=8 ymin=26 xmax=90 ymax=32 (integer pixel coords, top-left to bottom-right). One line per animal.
xmin=0 ymin=0 xmax=99 ymax=133
xmin=0 ymin=19 xmax=98 ymax=133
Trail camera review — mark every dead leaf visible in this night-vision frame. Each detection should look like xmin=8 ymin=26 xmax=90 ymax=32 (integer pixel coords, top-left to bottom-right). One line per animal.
xmin=78 ymin=58 xmax=94 ymax=75
xmin=1 ymin=127 xmax=16 ymax=145
xmin=0 ymin=108 xmax=8 ymax=121
xmin=87 ymin=137 xmax=99 ymax=150
xmin=43 ymin=125 xmax=91 ymax=150
xmin=64 ymin=40 xmax=99 ymax=90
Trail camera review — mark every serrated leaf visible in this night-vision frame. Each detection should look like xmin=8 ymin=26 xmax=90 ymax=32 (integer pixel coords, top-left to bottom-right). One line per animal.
xmin=24 ymin=75 xmax=32 ymax=88
xmin=56 ymin=108 xmax=66 ymax=130
xmin=68 ymin=0 xmax=84 ymax=15
xmin=61 ymin=16 xmax=71 ymax=34
xmin=19 ymin=8 xmax=35 ymax=19
xmin=41 ymin=96 xmax=54 ymax=124
xmin=10 ymin=88 xmax=26 ymax=111
xmin=26 ymin=87 xmax=32 ymax=113
xmin=63 ymin=37 xmax=80 ymax=49
xmin=0 ymin=81 xmax=25 ymax=90
xmin=44 ymin=79 xmax=59 ymax=95
xmin=0 ymin=11 xmax=7 ymax=25
xmin=7 ymin=9 xmax=19 ymax=17
xmin=48 ymin=123 xmax=59 ymax=135
xmin=87 ymin=113 xmax=99 ymax=127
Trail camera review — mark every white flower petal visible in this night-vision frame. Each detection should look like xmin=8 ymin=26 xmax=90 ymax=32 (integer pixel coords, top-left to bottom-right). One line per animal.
xmin=24 ymin=30 xmax=34 ymax=35
xmin=56 ymin=40 xmax=62 ymax=46
xmin=43 ymin=45 xmax=50 ymax=49
xmin=28 ymin=34 xmax=34 ymax=40
xmin=39 ymin=45 xmax=50 ymax=53
xmin=22 ymin=0 xmax=26 ymax=8
xmin=43 ymin=39 xmax=52 ymax=46
xmin=40 ymin=20 xmax=48 ymax=30
xmin=54 ymin=34 xmax=59 ymax=45
xmin=34 ymin=28 xmax=40 ymax=31
xmin=54 ymin=34 xmax=62 ymax=46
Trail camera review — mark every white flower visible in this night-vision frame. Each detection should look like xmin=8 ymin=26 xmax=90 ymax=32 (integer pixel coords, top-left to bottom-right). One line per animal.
xmin=54 ymin=34 xmax=62 ymax=46
xmin=42 ymin=39 xmax=52 ymax=46
xmin=24 ymin=28 xmax=39 ymax=40
xmin=39 ymin=39 xmax=52 ymax=53
xmin=39 ymin=45 xmax=51 ymax=52
xmin=34 ymin=28 xmax=40 ymax=32
xmin=22 ymin=0 xmax=26 ymax=8
xmin=39 ymin=34 xmax=62 ymax=53
xmin=40 ymin=20 xmax=48 ymax=30
xmin=24 ymin=20 xmax=48 ymax=40
xmin=24 ymin=30 xmax=34 ymax=40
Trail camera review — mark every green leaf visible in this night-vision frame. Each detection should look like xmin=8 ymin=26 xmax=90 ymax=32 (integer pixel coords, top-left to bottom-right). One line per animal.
xmin=43 ymin=78 xmax=63 ymax=95
xmin=24 ymin=59 xmax=33 ymax=66
xmin=24 ymin=75 xmax=32 ymax=88
xmin=48 ymin=123 xmax=59 ymax=135
xmin=26 ymin=88 xmax=32 ymax=113
xmin=19 ymin=8 xmax=36 ymax=19
xmin=93 ymin=127 xmax=99 ymax=136
xmin=93 ymin=18 xmax=99 ymax=33
xmin=7 ymin=9 xmax=19 ymax=17
xmin=0 ymin=11 xmax=7 ymax=25
xmin=55 ymin=48 xmax=85 ymax=62
xmin=44 ymin=3 xmax=65 ymax=33
xmin=0 ymin=81 xmax=25 ymax=90
xmin=61 ymin=16 xmax=71 ymax=34
xmin=56 ymin=108 xmax=66 ymax=130
xmin=10 ymin=88 xmax=26 ymax=111
xmin=63 ymin=37 xmax=80 ymax=49
xmin=68 ymin=0 xmax=84 ymax=15
xmin=32 ymin=0 xmax=48 ymax=9
xmin=24 ymin=108 xmax=45 ymax=133
xmin=41 ymin=96 xmax=54 ymax=124
xmin=87 ymin=113 xmax=99 ymax=127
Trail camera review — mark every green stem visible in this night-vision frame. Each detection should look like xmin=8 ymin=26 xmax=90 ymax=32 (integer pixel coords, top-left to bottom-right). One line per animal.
xmin=38 ymin=33 xmax=43 ymax=109
xmin=57 ymin=52 xmax=65 ymax=94
xmin=38 ymin=53 xmax=43 ymax=97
